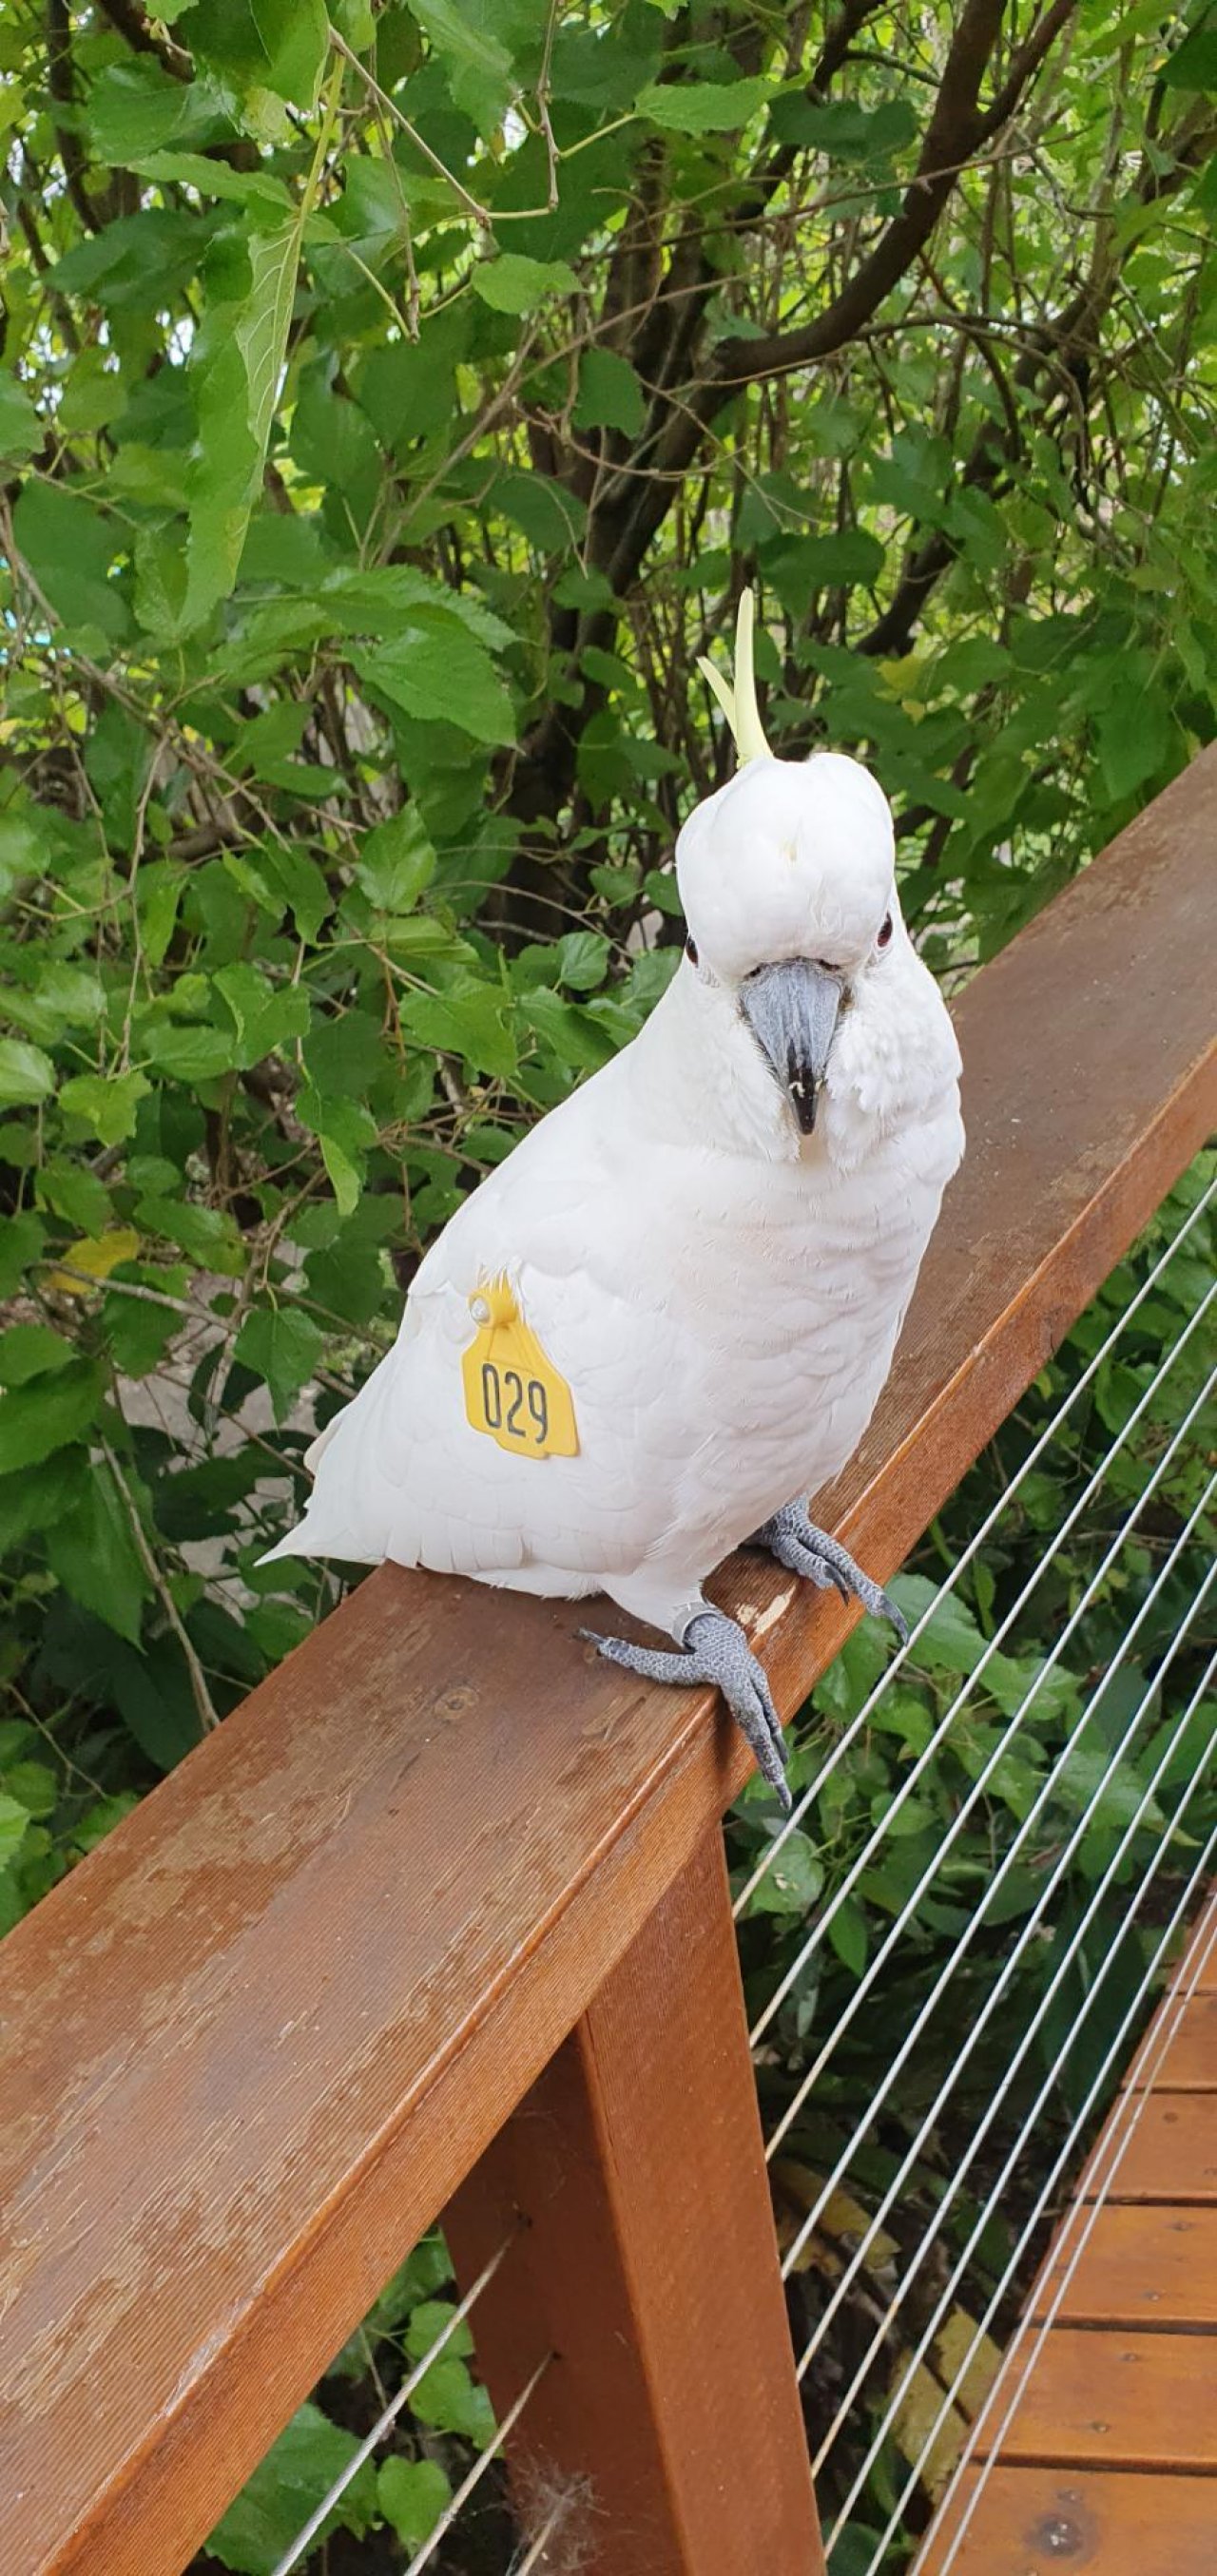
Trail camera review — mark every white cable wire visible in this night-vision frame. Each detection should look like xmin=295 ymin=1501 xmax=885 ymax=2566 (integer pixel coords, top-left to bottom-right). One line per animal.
xmin=733 ymin=1175 xmax=1215 ymax=1922
xmin=406 ymin=2353 xmax=552 ymax=2573
xmin=827 ymin=1743 xmax=1217 ymax=2529
xmin=269 ymin=2237 xmax=514 ymax=2576
xmin=783 ymin=1496 xmax=1217 ymax=2304
xmin=834 ymin=1807 xmax=1217 ymax=2565
xmin=511 ymin=2497 xmax=570 ymax=2573
xmin=918 ymin=1894 xmax=1217 ymax=2576
xmin=801 ymin=1613 xmax=1217 ymax=2446
xmin=758 ymin=1342 xmax=1216 ymax=2082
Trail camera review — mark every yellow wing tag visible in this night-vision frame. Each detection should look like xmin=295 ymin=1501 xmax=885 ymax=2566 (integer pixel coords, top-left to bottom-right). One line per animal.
xmin=461 ymin=1277 xmax=578 ymax=1460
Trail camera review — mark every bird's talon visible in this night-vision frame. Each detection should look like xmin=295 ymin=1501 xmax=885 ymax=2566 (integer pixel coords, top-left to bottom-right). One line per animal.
xmin=881 ymin=1593 xmax=910 ymax=1647
xmin=754 ymin=1503 xmax=906 ymax=1648
xmin=581 ymin=1605 xmax=789 ymax=1801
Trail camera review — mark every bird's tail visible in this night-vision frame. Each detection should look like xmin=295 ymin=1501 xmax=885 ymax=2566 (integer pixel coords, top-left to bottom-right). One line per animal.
xmin=258 ymin=1374 xmax=389 ymax=1568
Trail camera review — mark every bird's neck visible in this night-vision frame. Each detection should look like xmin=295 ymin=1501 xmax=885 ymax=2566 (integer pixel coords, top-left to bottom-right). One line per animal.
xmin=627 ymin=960 xmax=809 ymax=1165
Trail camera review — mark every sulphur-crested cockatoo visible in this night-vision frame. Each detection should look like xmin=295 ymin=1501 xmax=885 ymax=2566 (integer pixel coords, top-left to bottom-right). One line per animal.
xmin=264 ymin=596 xmax=963 ymax=1808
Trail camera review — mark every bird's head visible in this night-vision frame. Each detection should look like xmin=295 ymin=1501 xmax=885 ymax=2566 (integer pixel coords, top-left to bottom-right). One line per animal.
xmin=676 ymin=595 xmax=898 ymax=1140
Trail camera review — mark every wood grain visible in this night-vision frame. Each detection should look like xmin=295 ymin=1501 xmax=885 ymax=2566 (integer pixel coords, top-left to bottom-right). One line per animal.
xmin=918 ymin=2467 xmax=1217 ymax=2576
xmin=2 ymin=750 xmax=1215 ymax=2574
xmin=922 ymin=1883 xmax=1217 ymax=2571
xmin=976 ymin=2329 xmax=1217 ymax=2471
xmin=1032 ymin=2203 xmax=1217 ymax=2329
xmin=446 ymin=1835 xmax=823 ymax=2574
xmin=1093 ymin=2097 xmax=1217 ymax=2203
xmin=1124 ymin=1991 xmax=1217 ymax=2092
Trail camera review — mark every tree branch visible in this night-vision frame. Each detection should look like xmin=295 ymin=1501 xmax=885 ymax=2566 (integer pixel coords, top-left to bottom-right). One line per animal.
xmin=47 ymin=0 xmax=105 ymax=233
xmin=96 ymin=0 xmax=192 ymax=81
xmin=713 ymin=0 xmax=1021 ymax=387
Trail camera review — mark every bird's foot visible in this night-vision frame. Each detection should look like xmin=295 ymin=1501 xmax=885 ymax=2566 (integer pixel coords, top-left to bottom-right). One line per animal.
xmin=750 ymin=1502 xmax=909 ymax=1645
xmin=580 ymin=1606 xmax=791 ymax=1812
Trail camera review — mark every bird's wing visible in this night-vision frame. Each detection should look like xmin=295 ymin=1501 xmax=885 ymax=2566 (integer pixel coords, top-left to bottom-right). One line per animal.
xmin=263 ymin=1054 xmax=704 ymax=1582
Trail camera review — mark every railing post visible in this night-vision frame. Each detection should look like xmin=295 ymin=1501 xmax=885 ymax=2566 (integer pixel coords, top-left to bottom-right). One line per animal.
xmin=446 ymin=1827 xmax=823 ymax=2574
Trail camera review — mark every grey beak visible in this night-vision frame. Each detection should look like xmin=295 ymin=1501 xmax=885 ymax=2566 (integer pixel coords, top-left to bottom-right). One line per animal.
xmin=739 ymin=958 xmax=843 ymax=1135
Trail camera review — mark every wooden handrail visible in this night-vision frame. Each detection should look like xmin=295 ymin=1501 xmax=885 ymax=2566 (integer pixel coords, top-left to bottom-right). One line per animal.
xmin=3 ymin=751 xmax=1216 ymax=2575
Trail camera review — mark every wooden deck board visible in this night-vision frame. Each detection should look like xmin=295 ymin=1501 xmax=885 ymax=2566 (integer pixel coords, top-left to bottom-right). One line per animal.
xmin=1123 ymin=1992 xmax=1217 ymax=2092
xmin=1032 ymin=2203 xmax=1217 ymax=2329
xmin=919 ymin=2467 xmax=1217 ymax=2575
xmin=976 ymin=2328 xmax=1217 ymax=2472
xmin=919 ymin=1891 xmax=1217 ymax=2571
xmin=1094 ymin=2096 xmax=1217 ymax=2202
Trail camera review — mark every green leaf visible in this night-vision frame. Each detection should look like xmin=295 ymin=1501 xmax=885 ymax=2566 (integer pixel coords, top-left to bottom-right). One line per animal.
xmin=555 ymin=931 xmax=611 ymax=991
xmin=768 ymin=93 xmax=918 ymax=160
xmin=10 ymin=481 xmax=130 ymax=644
xmin=516 ymin=986 xmax=616 ymax=1070
xmin=1 ymin=962 xmax=105 ymax=1043
xmin=46 ymin=1460 xmax=151 ymax=1646
xmin=403 ymin=0 xmax=514 ymax=131
xmin=212 ymin=965 xmax=311 ymax=1068
xmin=143 ymin=1022 xmax=239 ymax=1083
xmin=889 ymin=1574 xmax=986 ymax=1676
xmin=637 ymin=74 xmax=770 ymax=133
xmin=0 ymin=1325 xmax=76 ymax=1388
xmin=355 ymin=810 xmax=437 ymax=913
xmin=401 ymin=979 xmax=517 ymax=1080
xmin=38 ymin=1157 xmax=112 ymax=1240
xmin=472 ymin=253 xmax=579 ymax=314
xmin=1160 ymin=16 xmax=1217 ymax=88
xmin=133 ymin=1196 xmax=245 ymax=1275
xmin=86 ymin=58 xmax=234 ymax=160
xmin=321 ymin=563 xmax=514 ymax=654
xmin=60 ymin=1069 xmax=152 ymax=1146
xmin=376 ymin=2456 xmax=452 ymax=2553
xmin=826 ymin=1895 xmax=869 ymax=1977
xmin=129 ymin=150 xmax=294 ymax=213
xmin=4 ymin=1760 xmax=57 ymax=1819
xmin=352 ymin=631 xmax=514 ymax=746
xmin=0 ymin=1038 xmax=55 ymax=1107
xmin=0 ymin=375 xmax=40 ymax=465
xmin=234 ymin=1306 xmax=327 ymax=1422
xmin=573 ymin=348 xmax=647 ymax=437
xmin=408 ymin=2353 xmax=496 ymax=2449
xmin=206 ymin=2402 xmax=377 ymax=2576
xmin=0 ymin=1212 xmax=45 ymax=1298
xmin=181 ymin=0 xmax=330 ymax=109
xmin=0 ymin=1361 xmax=106 ymax=1473
xmin=0 ymin=1450 xmax=87 ymax=1555
xmin=403 ymin=2297 xmax=475 ymax=2362
xmin=744 ymin=1830 xmax=825 ymax=1916
xmin=1094 ymin=680 xmax=1173 ymax=802
xmin=0 ymin=1796 xmax=29 ymax=1869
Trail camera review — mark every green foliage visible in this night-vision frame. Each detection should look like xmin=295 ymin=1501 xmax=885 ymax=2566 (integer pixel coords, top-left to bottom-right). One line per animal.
xmin=206 ymin=2402 xmax=379 ymax=2575
xmin=201 ymin=2235 xmax=478 ymax=2572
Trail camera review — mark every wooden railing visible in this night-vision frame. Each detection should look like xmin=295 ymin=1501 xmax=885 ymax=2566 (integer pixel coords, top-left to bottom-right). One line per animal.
xmin=4 ymin=749 xmax=1216 ymax=2576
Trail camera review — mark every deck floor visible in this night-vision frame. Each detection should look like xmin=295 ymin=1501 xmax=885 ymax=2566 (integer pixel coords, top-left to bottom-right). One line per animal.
xmin=918 ymin=1887 xmax=1217 ymax=2574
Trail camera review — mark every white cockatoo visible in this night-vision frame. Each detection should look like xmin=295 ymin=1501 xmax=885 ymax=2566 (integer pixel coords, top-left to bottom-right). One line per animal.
xmin=264 ymin=597 xmax=964 ymax=1807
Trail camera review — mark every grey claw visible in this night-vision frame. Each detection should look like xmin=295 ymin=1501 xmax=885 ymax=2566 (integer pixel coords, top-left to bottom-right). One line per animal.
xmin=580 ymin=1610 xmax=790 ymax=1804
xmin=754 ymin=1506 xmax=907 ymax=1646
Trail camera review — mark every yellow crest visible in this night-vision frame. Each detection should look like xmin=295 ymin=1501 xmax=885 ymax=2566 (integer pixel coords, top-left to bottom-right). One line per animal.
xmin=461 ymin=1277 xmax=578 ymax=1460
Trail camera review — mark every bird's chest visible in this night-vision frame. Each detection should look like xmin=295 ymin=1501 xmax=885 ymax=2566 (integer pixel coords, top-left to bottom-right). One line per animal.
xmin=647 ymin=1153 xmax=913 ymax=1422
xmin=626 ymin=1142 xmax=930 ymax=1540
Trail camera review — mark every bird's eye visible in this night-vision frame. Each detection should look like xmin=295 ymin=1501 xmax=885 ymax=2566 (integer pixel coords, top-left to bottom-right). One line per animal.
xmin=876 ymin=913 xmax=893 ymax=952
xmin=686 ymin=936 xmax=700 ymax=969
